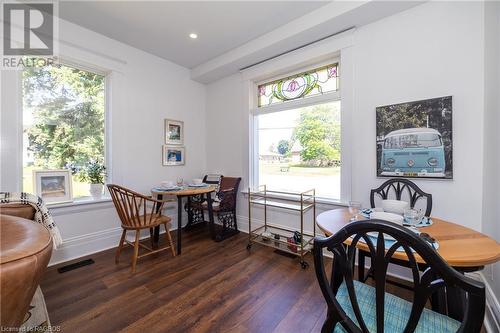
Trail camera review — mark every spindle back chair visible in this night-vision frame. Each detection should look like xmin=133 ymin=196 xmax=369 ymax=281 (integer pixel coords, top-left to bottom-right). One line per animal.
xmin=108 ymin=184 xmax=176 ymax=273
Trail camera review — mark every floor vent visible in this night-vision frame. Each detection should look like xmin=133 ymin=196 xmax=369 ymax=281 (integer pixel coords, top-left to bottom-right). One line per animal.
xmin=57 ymin=259 xmax=95 ymax=273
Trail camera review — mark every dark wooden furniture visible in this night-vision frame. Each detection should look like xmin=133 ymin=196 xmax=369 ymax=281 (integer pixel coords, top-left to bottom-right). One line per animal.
xmin=107 ymin=184 xmax=176 ymax=273
xmin=151 ymin=186 xmax=216 ymax=255
xmin=358 ymin=178 xmax=433 ymax=282
xmin=187 ymin=177 xmax=242 ymax=241
xmin=184 ymin=174 xmax=222 ymax=230
xmin=314 ymin=219 xmax=486 ymax=333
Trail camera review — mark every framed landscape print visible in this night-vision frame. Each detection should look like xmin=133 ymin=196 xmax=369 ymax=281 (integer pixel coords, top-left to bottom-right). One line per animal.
xmin=163 ymin=145 xmax=185 ymax=166
xmin=33 ymin=169 xmax=73 ymax=204
xmin=165 ymin=119 xmax=184 ymax=145
xmin=376 ymin=96 xmax=453 ymax=179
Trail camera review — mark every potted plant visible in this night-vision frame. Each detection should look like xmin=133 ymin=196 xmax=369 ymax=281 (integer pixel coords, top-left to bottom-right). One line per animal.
xmin=80 ymin=160 xmax=107 ymax=199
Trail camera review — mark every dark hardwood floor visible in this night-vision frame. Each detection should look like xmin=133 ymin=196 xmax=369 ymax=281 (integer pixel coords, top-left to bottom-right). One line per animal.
xmin=40 ymin=226 xmax=415 ymax=333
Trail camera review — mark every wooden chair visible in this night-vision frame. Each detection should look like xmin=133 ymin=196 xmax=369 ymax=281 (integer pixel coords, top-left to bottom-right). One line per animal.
xmin=107 ymin=184 xmax=175 ymax=273
xmin=184 ymin=174 xmax=223 ymax=229
xmin=187 ymin=176 xmax=241 ymax=241
xmin=358 ymin=178 xmax=433 ymax=282
xmin=205 ymin=176 xmax=241 ymax=241
xmin=314 ymin=219 xmax=485 ymax=333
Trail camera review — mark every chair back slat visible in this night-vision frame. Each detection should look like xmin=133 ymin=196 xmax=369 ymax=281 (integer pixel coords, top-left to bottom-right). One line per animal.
xmin=314 ymin=219 xmax=485 ymax=333
xmin=107 ymin=184 xmax=164 ymax=228
xmin=370 ymin=178 xmax=433 ymax=216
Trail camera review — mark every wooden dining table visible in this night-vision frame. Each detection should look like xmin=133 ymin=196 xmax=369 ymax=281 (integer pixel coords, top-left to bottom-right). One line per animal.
xmin=316 ymin=208 xmax=500 ymax=269
xmin=316 ymin=207 xmax=500 ymax=320
xmin=151 ymin=185 xmax=217 ymax=255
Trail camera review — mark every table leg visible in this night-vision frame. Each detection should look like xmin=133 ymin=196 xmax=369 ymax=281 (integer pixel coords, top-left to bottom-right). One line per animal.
xmin=177 ymin=196 xmax=183 ymax=255
xmin=152 ymin=194 xmax=163 ymax=249
xmin=206 ymin=193 xmax=216 ymax=240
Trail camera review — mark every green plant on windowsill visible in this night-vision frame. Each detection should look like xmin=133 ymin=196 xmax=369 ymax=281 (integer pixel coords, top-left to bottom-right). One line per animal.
xmin=79 ymin=160 xmax=107 ymax=199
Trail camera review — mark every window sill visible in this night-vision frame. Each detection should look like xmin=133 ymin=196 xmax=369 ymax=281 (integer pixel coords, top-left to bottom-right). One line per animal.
xmin=48 ymin=197 xmax=113 ymax=216
xmin=240 ymin=190 xmax=349 ymax=208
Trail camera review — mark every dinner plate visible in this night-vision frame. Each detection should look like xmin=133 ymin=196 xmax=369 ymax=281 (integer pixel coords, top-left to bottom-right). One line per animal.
xmin=369 ymin=212 xmax=404 ymax=225
xmin=154 ymin=186 xmax=181 ymax=191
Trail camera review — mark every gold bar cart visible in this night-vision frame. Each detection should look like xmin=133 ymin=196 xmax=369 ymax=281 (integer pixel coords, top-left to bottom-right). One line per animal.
xmin=246 ymin=185 xmax=316 ymax=269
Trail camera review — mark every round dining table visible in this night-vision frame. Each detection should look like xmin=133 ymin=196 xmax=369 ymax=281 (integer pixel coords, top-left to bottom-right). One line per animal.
xmin=152 ymin=185 xmax=217 ymax=255
xmin=316 ymin=208 xmax=500 ymax=269
xmin=316 ymin=207 xmax=500 ymax=320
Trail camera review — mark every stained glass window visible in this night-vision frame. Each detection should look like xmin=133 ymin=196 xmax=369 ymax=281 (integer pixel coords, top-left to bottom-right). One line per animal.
xmin=257 ymin=63 xmax=338 ymax=107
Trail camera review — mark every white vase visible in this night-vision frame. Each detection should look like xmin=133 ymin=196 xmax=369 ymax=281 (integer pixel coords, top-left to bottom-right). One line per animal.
xmin=89 ymin=183 xmax=103 ymax=199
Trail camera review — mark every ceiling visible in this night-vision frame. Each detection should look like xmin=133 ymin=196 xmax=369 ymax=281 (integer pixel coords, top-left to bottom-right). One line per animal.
xmin=59 ymin=1 xmax=330 ymax=69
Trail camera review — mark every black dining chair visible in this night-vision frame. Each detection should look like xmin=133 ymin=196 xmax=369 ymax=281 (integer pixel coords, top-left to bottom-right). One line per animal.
xmin=185 ymin=174 xmax=223 ymax=228
xmin=314 ymin=219 xmax=485 ymax=333
xmin=370 ymin=178 xmax=433 ymax=216
xmin=358 ymin=178 xmax=433 ymax=282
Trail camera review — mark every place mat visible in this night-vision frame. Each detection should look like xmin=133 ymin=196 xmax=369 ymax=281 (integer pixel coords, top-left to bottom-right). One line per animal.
xmin=360 ymin=208 xmax=433 ymax=228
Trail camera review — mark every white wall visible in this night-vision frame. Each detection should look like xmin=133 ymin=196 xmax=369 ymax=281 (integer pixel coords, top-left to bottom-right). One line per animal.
xmin=1 ymin=18 xmax=207 ymax=264
xmin=352 ymin=1 xmax=485 ymax=231
xmin=206 ymin=1 xmax=486 ymax=228
xmin=482 ymin=0 xmax=500 ymax=322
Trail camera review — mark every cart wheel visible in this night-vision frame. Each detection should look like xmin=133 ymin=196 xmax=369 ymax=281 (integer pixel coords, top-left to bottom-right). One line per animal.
xmin=246 ymin=243 xmax=252 ymax=251
xmin=300 ymin=261 xmax=309 ymax=269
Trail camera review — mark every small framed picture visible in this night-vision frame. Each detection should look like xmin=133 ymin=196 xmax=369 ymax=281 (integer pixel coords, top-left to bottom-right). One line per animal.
xmin=33 ymin=169 xmax=73 ymax=204
xmin=165 ymin=119 xmax=184 ymax=145
xmin=163 ymin=145 xmax=185 ymax=166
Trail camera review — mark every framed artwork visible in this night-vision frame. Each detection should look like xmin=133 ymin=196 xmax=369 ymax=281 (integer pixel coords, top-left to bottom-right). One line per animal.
xmin=163 ymin=145 xmax=185 ymax=166
xmin=376 ymin=96 xmax=453 ymax=179
xmin=33 ymin=169 xmax=73 ymax=204
xmin=165 ymin=119 xmax=184 ymax=145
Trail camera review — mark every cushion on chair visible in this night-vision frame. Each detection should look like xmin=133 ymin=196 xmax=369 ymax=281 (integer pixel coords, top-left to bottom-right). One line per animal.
xmin=333 ymin=280 xmax=460 ymax=333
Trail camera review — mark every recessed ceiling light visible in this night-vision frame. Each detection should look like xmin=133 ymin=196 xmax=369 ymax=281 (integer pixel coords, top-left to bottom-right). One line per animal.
xmin=189 ymin=33 xmax=198 ymax=39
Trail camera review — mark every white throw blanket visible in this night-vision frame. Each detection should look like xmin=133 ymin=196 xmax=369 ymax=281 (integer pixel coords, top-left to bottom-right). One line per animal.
xmin=0 ymin=192 xmax=63 ymax=249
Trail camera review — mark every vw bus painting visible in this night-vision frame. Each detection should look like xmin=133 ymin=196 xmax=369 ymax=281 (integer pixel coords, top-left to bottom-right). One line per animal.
xmin=376 ymin=96 xmax=452 ymax=179
xmin=380 ymin=128 xmax=445 ymax=177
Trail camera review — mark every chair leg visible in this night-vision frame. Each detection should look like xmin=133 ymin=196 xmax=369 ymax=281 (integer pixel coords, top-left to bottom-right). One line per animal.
xmin=164 ymin=223 xmax=176 ymax=257
xmin=233 ymin=210 xmax=238 ymax=231
xmin=131 ymin=230 xmax=140 ymax=273
xmin=116 ymin=229 xmax=126 ymax=264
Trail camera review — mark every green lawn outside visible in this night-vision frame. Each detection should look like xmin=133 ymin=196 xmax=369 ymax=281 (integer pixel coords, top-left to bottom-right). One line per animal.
xmin=259 ymin=161 xmax=341 ymax=198
xmin=23 ymin=166 xmax=91 ymax=199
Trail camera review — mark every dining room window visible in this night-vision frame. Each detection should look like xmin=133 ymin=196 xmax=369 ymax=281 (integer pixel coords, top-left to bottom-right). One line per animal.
xmin=252 ymin=62 xmax=342 ymax=200
xmin=22 ymin=61 xmax=107 ymax=200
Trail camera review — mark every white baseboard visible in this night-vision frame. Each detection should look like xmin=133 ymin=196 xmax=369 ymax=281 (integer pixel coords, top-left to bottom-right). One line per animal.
xmin=469 ymin=272 xmax=500 ymax=333
xmin=49 ymin=217 xmax=176 ymax=266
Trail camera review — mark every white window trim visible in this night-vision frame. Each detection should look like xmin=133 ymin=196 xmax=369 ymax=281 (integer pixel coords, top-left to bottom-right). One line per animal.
xmin=17 ymin=55 xmax=117 ymax=207
xmin=242 ymin=31 xmax=354 ymax=203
